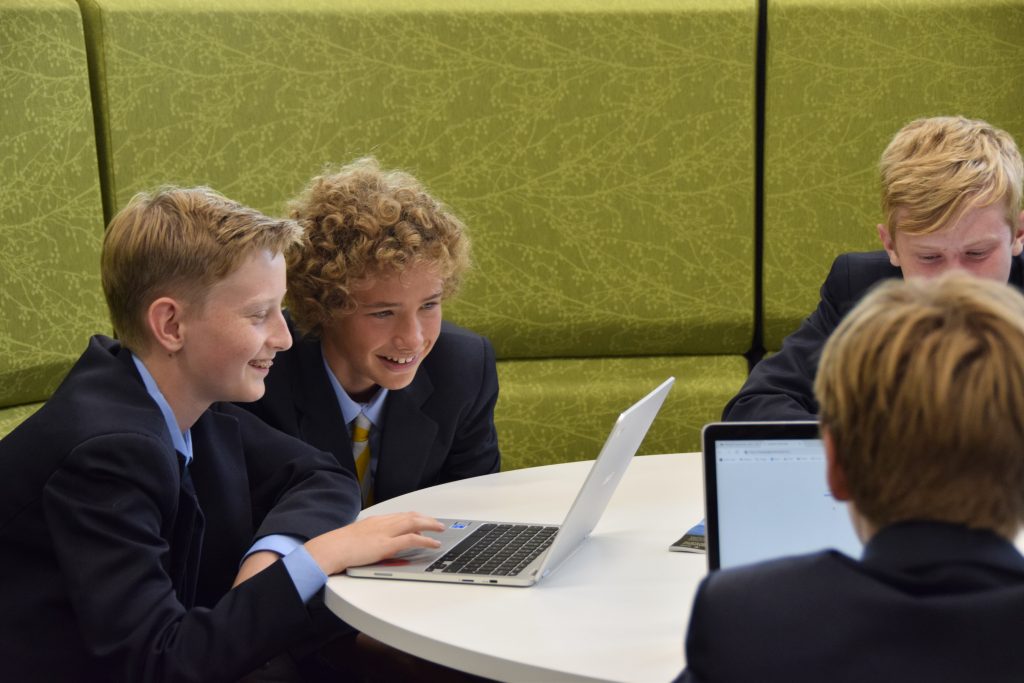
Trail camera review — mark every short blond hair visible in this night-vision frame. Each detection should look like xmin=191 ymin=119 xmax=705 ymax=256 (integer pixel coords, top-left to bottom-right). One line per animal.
xmin=102 ymin=187 xmax=303 ymax=351
xmin=880 ymin=116 xmax=1023 ymax=236
xmin=815 ymin=273 xmax=1024 ymax=535
xmin=285 ymin=157 xmax=471 ymax=338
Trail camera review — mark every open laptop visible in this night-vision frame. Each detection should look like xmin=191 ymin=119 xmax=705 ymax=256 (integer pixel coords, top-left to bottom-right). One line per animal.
xmin=701 ymin=421 xmax=862 ymax=570
xmin=347 ymin=377 xmax=675 ymax=586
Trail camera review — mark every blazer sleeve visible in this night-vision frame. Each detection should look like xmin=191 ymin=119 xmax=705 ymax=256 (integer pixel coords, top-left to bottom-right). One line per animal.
xmin=722 ymin=255 xmax=854 ymax=421
xmin=42 ymin=431 xmax=315 ymax=683
xmin=674 ymin=577 xmax=716 ymax=683
xmin=220 ymin=403 xmax=361 ymax=539
xmin=438 ymin=334 xmax=501 ymax=482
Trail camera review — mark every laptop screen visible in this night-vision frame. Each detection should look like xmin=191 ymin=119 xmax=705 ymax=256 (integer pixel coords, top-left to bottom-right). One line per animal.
xmin=702 ymin=422 xmax=863 ymax=570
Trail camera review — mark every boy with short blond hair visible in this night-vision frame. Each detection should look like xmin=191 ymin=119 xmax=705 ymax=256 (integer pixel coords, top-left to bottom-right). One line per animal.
xmin=0 ymin=186 xmax=442 ymax=681
xmin=725 ymin=115 xmax=1024 ymax=420
xmin=243 ymin=157 xmax=499 ymax=506
xmin=681 ymin=272 xmax=1024 ymax=682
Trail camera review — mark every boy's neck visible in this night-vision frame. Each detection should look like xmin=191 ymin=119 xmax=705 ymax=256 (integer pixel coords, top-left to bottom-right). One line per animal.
xmin=135 ymin=350 xmax=205 ymax=432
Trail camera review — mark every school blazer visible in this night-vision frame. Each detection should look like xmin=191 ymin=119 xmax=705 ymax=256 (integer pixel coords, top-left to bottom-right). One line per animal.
xmin=0 ymin=336 xmax=360 ymax=682
xmin=723 ymin=251 xmax=1024 ymax=420
xmin=242 ymin=319 xmax=501 ymax=502
xmin=677 ymin=522 xmax=1024 ymax=683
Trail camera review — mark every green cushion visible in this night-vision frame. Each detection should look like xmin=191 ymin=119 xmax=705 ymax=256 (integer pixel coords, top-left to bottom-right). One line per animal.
xmin=81 ymin=0 xmax=756 ymax=359
xmin=0 ymin=403 xmax=43 ymax=440
xmin=495 ymin=355 xmax=748 ymax=470
xmin=0 ymin=0 xmax=108 ymax=409
xmin=763 ymin=0 xmax=1024 ymax=349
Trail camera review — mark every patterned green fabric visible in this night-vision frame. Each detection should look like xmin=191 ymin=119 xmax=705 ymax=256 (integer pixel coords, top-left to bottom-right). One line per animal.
xmin=0 ymin=403 xmax=43 ymax=440
xmin=0 ymin=0 xmax=108 ymax=410
xmin=763 ymin=0 xmax=1024 ymax=349
xmin=495 ymin=355 xmax=747 ymax=470
xmin=81 ymin=0 xmax=756 ymax=359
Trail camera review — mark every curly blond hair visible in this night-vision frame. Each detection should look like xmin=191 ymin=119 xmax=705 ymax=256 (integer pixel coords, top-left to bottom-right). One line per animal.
xmin=285 ymin=158 xmax=471 ymax=337
xmin=880 ymin=116 xmax=1023 ymax=236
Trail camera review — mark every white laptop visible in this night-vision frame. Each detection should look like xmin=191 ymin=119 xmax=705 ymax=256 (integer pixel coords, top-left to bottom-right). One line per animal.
xmin=701 ymin=421 xmax=862 ymax=570
xmin=346 ymin=377 xmax=675 ymax=587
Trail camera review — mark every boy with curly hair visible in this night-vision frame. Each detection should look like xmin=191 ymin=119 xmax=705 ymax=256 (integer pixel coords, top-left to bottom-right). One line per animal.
xmin=243 ymin=158 xmax=500 ymax=506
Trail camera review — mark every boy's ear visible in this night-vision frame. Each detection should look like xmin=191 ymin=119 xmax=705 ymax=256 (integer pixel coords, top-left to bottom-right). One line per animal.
xmin=823 ymin=428 xmax=852 ymax=502
xmin=1012 ymin=211 xmax=1024 ymax=257
xmin=877 ymin=224 xmax=901 ymax=268
xmin=146 ymin=297 xmax=187 ymax=354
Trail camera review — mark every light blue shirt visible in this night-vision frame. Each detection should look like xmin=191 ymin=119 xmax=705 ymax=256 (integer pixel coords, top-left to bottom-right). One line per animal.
xmin=131 ymin=353 xmax=326 ymax=602
xmin=322 ymin=350 xmax=389 ymax=486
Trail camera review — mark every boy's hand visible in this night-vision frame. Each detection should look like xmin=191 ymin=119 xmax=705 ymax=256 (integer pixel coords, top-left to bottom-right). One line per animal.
xmin=305 ymin=512 xmax=445 ymax=576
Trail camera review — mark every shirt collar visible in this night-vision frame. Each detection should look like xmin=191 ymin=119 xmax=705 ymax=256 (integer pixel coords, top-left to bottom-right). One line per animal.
xmin=321 ymin=351 xmax=388 ymax=427
xmin=130 ymin=352 xmax=194 ymax=465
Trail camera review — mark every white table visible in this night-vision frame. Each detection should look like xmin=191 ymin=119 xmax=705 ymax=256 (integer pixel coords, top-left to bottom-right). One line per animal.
xmin=324 ymin=452 xmax=707 ymax=683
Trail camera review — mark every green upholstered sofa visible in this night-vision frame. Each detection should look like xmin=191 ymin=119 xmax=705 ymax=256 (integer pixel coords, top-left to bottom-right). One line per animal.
xmin=0 ymin=0 xmax=109 ymax=438
xmin=3 ymin=0 xmax=1023 ymax=471
xmin=75 ymin=0 xmax=758 ymax=469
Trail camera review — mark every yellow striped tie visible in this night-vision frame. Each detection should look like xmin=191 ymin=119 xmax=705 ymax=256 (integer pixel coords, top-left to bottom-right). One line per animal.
xmin=352 ymin=412 xmax=373 ymax=506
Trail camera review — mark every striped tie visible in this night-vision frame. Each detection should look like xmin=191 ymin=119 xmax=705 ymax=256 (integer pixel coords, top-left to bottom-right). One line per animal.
xmin=352 ymin=412 xmax=373 ymax=506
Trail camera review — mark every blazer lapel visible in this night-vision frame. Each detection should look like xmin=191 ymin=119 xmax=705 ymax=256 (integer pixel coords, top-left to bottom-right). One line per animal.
xmin=171 ymin=454 xmax=205 ymax=608
xmin=375 ymin=369 xmax=438 ymax=502
xmin=292 ymin=337 xmax=358 ymax=478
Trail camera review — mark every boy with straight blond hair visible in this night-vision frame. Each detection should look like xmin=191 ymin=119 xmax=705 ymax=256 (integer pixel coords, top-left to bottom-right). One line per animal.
xmin=680 ymin=272 xmax=1024 ymax=682
xmin=725 ymin=115 xmax=1024 ymax=420
xmin=0 ymin=186 xmax=443 ymax=681
xmin=242 ymin=157 xmax=500 ymax=507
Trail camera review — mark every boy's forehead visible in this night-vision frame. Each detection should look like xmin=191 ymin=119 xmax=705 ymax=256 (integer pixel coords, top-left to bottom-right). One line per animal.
xmin=205 ymin=249 xmax=286 ymax=302
xmin=896 ymin=203 xmax=1013 ymax=240
xmin=352 ymin=262 xmax=444 ymax=292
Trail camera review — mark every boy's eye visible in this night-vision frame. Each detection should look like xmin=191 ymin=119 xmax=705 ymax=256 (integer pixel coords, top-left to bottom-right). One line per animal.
xmin=422 ymin=301 xmax=440 ymax=311
xmin=919 ymin=255 xmax=940 ymax=262
xmin=967 ymin=251 xmax=990 ymax=259
xmin=370 ymin=310 xmax=392 ymax=319
xmin=250 ymin=310 xmax=269 ymax=321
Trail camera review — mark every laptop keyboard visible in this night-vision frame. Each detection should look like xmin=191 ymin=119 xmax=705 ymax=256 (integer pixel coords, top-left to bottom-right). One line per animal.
xmin=426 ymin=523 xmax=558 ymax=576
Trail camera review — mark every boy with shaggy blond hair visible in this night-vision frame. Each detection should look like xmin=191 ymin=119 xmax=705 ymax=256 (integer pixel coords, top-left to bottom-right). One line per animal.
xmin=725 ymin=115 xmax=1024 ymax=420
xmin=681 ymin=272 xmax=1024 ymax=682
xmin=0 ymin=187 xmax=442 ymax=681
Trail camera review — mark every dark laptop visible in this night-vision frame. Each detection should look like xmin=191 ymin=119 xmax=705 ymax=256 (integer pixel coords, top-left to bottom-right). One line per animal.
xmin=702 ymin=421 xmax=862 ymax=570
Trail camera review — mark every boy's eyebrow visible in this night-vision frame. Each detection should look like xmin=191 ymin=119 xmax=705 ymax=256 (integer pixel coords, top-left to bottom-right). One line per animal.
xmin=362 ymin=290 xmax=444 ymax=308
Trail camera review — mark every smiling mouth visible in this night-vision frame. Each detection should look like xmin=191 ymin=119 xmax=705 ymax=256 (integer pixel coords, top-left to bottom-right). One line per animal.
xmin=381 ymin=353 xmax=418 ymax=366
xmin=249 ymin=359 xmax=273 ymax=369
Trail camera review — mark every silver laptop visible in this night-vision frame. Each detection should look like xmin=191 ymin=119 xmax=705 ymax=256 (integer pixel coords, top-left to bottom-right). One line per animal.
xmin=347 ymin=377 xmax=675 ymax=587
xmin=702 ymin=421 xmax=862 ymax=570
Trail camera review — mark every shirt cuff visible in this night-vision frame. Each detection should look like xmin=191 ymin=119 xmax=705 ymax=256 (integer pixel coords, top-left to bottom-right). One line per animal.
xmin=280 ymin=545 xmax=328 ymax=603
xmin=244 ymin=534 xmax=303 ymax=561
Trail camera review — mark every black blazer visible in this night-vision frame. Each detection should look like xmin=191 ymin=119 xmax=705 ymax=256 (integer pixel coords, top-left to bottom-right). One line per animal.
xmin=0 ymin=336 xmax=360 ymax=682
xmin=241 ymin=319 xmax=501 ymax=502
xmin=724 ymin=251 xmax=1024 ymax=420
xmin=677 ymin=522 xmax=1024 ymax=683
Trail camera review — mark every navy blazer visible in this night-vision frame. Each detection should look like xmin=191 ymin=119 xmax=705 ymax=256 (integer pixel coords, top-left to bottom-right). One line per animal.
xmin=677 ymin=522 xmax=1024 ymax=683
xmin=0 ymin=336 xmax=360 ymax=682
xmin=241 ymin=319 xmax=500 ymax=503
xmin=724 ymin=251 xmax=1024 ymax=420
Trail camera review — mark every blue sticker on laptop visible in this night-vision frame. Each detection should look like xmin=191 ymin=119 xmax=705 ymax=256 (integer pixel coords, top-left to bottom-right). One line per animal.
xmin=449 ymin=521 xmax=469 ymax=529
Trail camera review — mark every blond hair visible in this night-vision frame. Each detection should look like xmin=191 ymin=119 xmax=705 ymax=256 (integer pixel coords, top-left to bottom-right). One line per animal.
xmin=814 ymin=273 xmax=1024 ymax=535
xmin=880 ymin=116 xmax=1023 ymax=236
xmin=102 ymin=186 xmax=303 ymax=351
xmin=285 ymin=157 xmax=470 ymax=338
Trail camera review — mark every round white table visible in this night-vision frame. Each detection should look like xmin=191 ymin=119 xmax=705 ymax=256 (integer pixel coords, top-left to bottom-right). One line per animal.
xmin=324 ymin=452 xmax=707 ymax=683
